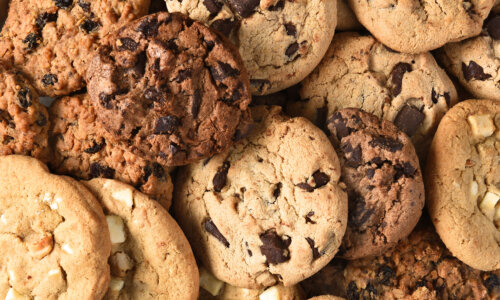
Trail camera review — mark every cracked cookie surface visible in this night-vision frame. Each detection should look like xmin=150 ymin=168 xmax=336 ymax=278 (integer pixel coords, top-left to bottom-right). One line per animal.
xmin=348 ymin=0 xmax=494 ymax=53
xmin=0 ymin=0 xmax=150 ymax=96
xmin=0 ymin=155 xmax=111 ymax=300
xmin=426 ymin=99 xmax=500 ymax=271
xmin=327 ymin=108 xmax=424 ymax=260
xmin=174 ymin=106 xmax=347 ymax=289
xmin=83 ymin=179 xmax=199 ymax=300
xmin=86 ymin=12 xmax=252 ymax=167
xmin=165 ymin=0 xmax=336 ymax=95
xmin=286 ymin=32 xmax=458 ymax=160
xmin=0 ymin=62 xmax=50 ymax=160
xmin=437 ymin=12 xmax=500 ymax=101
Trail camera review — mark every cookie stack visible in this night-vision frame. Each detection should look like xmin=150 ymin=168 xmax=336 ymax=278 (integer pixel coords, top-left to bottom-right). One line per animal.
xmin=0 ymin=0 xmax=498 ymax=299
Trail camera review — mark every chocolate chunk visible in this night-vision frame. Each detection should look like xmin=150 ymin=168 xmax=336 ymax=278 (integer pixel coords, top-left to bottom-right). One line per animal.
xmin=142 ymin=165 xmax=153 ymax=182
xmin=36 ymin=113 xmax=47 ymax=127
xmin=312 ymin=171 xmax=329 ymax=188
xmin=483 ymin=273 xmax=499 ymax=294
xmin=175 ymin=69 xmax=192 ymax=83
xmin=84 ymin=140 xmax=105 ymax=154
xmin=393 ymin=105 xmax=425 ymax=137
xmin=117 ymin=38 xmax=138 ymax=51
xmin=268 ymin=0 xmax=284 ymax=11
xmin=305 ymin=237 xmax=321 ymax=260
xmin=42 ymin=74 xmax=58 ymax=86
xmin=36 ymin=12 xmax=58 ymax=29
xmin=487 ymin=15 xmax=500 ymax=39
xmin=259 ymin=229 xmax=291 ymax=264
xmin=431 ymin=88 xmax=438 ymax=104
xmin=210 ymin=61 xmax=240 ymax=82
xmin=297 ymin=182 xmax=314 ymax=192
xmin=328 ymin=112 xmax=352 ymax=140
xmin=152 ymin=162 xmax=165 ymax=178
xmin=285 ymin=42 xmax=299 ymax=57
xmin=80 ymin=19 xmax=100 ymax=33
xmin=273 ymin=182 xmax=282 ymax=199
xmin=431 ymin=89 xmax=451 ymax=106
xmin=137 ymin=17 xmax=160 ymax=37
xmin=192 ymin=90 xmax=201 ymax=117
xmin=213 ymin=161 xmax=230 ymax=192
xmin=369 ymin=136 xmax=403 ymax=152
xmin=342 ymin=143 xmax=362 ymax=167
xmin=462 ymin=61 xmax=492 ymax=81
xmin=250 ymin=79 xmax=271 ymax=93
xmin=77 ymin=0 xmax=90 ymax=12
xmin=204 ymin=219 xmax=230 ymax=247
xmin=90 ymin=162 xmax=115 ymax=178
xmin=227 ymin=0 xmax=259 ymax=17
xmin=305 ymin=211 xmax=316 ymax=224
xmin=284 ymin=23 xmax=296 ymax=36
xmin=366 ymin=168 xmax=375 ymax=179
xmin=203 ymin=0 xmax=223 ymax=18
xmin=54 ymin=0 xmax=73 ymax=9
xmin=349 ymin=192 xmax=374 ymax=227
xmin=390 ymin=62 xmax=412 ymax=96
xmin=17 ymin=87 xmax=33 ymax=108
xmin=144 ymin=87 xmax=165 ymax=103
xmin=154 ymin=115 xmax=180 ymax=134
xmin=99 ymin=92 xmax=114 ymax=109
xmin=23 ymin=33 xmax=41 ymax=51
xmin=377 ymin=265 xmax=395 ymax=285
xmin=211 ymin=18 xmax=238 ymax=37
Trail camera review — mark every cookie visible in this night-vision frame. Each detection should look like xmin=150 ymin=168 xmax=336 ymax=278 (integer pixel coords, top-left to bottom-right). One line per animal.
xmin=426 ymin=99 xmax=500 ymax=271
xmin=48 ymin=94 xmax=174 ymax=209
xmin=286 ymin=32 xmax=458 ymax=159
xmin=336 ymin=0 xmax=362 ymax=31
xmin=174 ymin=106 xmax=348 ymax=288
xmin=83 ymin=178 xmax=199 ymax=300
xmin=0 ymin=62 xmax=50 ymax=159
xmin=326 ymin=108 xmax=424 ymax=260
xmin=308 ymin=296 xmax=345 ymax=300
xmin=437 ymin=12 xmax=500 ymax=101
xmin=348 ymin=0 xmax=495 ymax=53
xmin=165 ymin=0 xmax=336 ymax=95
xmin=0 ymin=0 xmax=150 ymax=97
xmin=86 ymin=12 xmax=253 ymax=167
xmin=0 ymin=155 xmax=111 ymax=299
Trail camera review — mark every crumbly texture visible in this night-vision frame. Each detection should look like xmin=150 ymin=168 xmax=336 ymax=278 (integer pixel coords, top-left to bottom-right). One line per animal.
xmin=426 ymin=100 xmax=500 ymax=271
xmin=301 ymin=220 xmax=500 ymax=299
xmin=327 ymin=109 xmax=424 ymax=260
xmin=336 ymin=0 xmax=362 ymax=31
xmin=0 ymin=155 xmax=111 ymax=300
xmin=348 ymin=0 xmax=495 ymax=53
xmin=0 ymin=62 xmax=50 ymax=159
xmin=437 ymin=12 xmax=500 ymax=101
xmin=165 ymin=0 xmax=336 ymax=95
xmin=86 ymin=12 xmax=252 ymax=167
xmin=287 ymin=32 xmax=458 ymax=160
xmin=0 ymin=0 xmax=150 ymax=96
xmin=174 ymin=106 xmax=347 ymax=288
xmin=48 ymin=94 xmax=174 ymax=209
xmin=200 ymin=283 xmax=305 ymax=299
xmin=83 ymin=179 xmax=199 ymax=300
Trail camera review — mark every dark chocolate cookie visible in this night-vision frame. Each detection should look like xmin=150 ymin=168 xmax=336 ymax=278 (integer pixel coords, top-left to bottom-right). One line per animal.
xmin=326 ymin=108 xmax=424 ymax=260
xmin=86 ymin=12 xmax=252 ymax=167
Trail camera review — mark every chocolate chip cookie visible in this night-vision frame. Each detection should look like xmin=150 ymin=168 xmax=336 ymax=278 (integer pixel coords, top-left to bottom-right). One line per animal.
xmin=174 ymin=106 xmax=348 ymax=289
xmin=426 ymin=99 xmax=500 ymax=271
xmin=0 ymin=62 xmax=50 ymax=159
xmin=0 ymin=0 xmax=150 ymax=97
xmin=437 ymin=12 xmax=500 ymax=101
xmin=86 ymin=12 xmax=252 ymax=167
xmin=0 ymin=155 xmax=111 ymax=299
xmin=49 ymin=94 xmax=174 ymax=209
xmin=165 ymin=0 xmax=336 ymax=95
xmin=327 ymin=108 xmax=424 ymax=260
xmin=83 ymin=179 xmax=199 ymax=300
xmin=287 ymin=32 xmax=458 ymax=159
xmin=349 ymin=0 xmax=495 ymax=53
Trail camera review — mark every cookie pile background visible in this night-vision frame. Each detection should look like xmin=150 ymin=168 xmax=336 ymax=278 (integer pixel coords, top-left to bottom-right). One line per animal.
xmin=0 ymin=0 xmax=498 ymax=299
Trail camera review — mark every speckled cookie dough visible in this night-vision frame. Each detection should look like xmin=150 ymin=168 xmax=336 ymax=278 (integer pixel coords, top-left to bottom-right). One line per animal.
xmin=0 ymin=0 xmax=150 ymax=96
xmin=174 ymin=106 xmax=348 ymax=289
xmin=165 ymin=0 xmax=336 ymax=95
xmin=287 ymin=32 xmax=458 ymax=159
xmin=0 ymin=155 xmax=111 ymax=300
xmin=426 ymin=99 xmax=500 ymax=271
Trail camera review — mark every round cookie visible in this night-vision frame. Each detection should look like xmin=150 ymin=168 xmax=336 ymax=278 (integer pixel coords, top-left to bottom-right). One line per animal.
xmin=0 ymin=0 xmax=150 ymax=97
xmin=348 ymin=0 xmax=495 ymax=53
xmin=426 ymin=99 xmax=500 ymax=271
xmin=0 ymin=62 xmax=50 ymax=159
xmin=86 ymin=12 xmax=252 ymax=167
xmin=286 ymin=32 xmax=458 ymax=159
xmin=437 ymin=12 xmax=500 ymax=101
xmin=308 ymin=296 xmax=345 ymax=300
xmin=0 ymin=155 xmax=111 ymax=299
xmin=174 ymin=105 xmax=348 ymax=288
xmin=83 ymin=178 xmax=199 ymax=300
xmin=326 ymin=108 xmax=424 ymax=260
xmin=165 ymin=0 xmax=336 ymax=95
xmin=336 ymin=0 xmax=362 ymax=31
xmin=49 ymin=94 xmax=174 ymax=209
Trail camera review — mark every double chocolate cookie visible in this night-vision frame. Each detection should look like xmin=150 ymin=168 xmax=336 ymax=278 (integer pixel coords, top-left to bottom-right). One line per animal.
xmin=86 ymin=12 xmax=252 ymax=167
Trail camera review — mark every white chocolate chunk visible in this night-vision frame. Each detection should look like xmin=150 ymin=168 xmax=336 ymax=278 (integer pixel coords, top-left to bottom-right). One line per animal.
xmin=48 ymin=269 xmax=61 ymax=277
xmin=467 ymin=114 xmax=495 ymax=138
xmin=479 ymin=191 xmax=500 ymax=220
xmin=1 ymin=214 xmax=6 ymax=224
xmin=5 ymin=288 xmax=30 ymax=300
xmin=61 ymin=243 xmax=73 ymax=255
xmin=470 ymin=181 xmax=478 ymax=198
xmin=106 ymin=215 xmax=126 ymax=244
xmin=103 ymin=180 xmax=134 ymax=208
xmin=259 ymin=286 xmax=281 ymax=300
xmin=109 ymin=278 xmax=125 ymax=292
xmin=110 ymin=252 xmax=134 ymax=277
xmin=199 ymin=267 xmax=224 ymax=296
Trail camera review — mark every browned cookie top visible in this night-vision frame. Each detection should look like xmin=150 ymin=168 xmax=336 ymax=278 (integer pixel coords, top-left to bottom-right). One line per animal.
xmin=327 ymin=108 xmax=424 ymax=260
xmin=86 ymin=12 xmax=252 ymax=167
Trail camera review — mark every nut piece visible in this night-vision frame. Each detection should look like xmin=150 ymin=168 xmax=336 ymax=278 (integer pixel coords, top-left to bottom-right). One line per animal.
xmin=479 ymin=190 xmax=500 ymax=220
xmin=106 ymin=215 xmax=126 ymax=244
xmin=199 ymin=267 xmax=225 ymax=296
xmin=467 ymin=114 xmax=495 ymax=138
xmin=110 ymin=251 xmax=134 ymax=277
xmin=5 ymin=288 xmax=30 ymax=300
xmin=27 ymin=232 xmax=53 ymax=259
xmin=109 ymin=277 xmax=125 ymax=292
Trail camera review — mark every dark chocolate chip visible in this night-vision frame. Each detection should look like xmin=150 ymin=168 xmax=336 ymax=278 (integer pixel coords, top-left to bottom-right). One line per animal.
xmin=366 ymin=168 xmax=375 ymax=179
xmin=152 ymin=162 xmax=165 ymax=178
xmin=204 ymin=219 xmax=230 ymax=247
xmin=377 ymin=265 xmax=395 ymax=285
xmin=192 ymin=90 xmax=201 ymax=117
xmin=175 ymin=69 xmax=192 ymax=83
xmin=23 ymin=33 xmax=41 ymax=51
xmin=53 ymin=0 xmax=73 ymax=9
xmin=305 ymin=237 xmax=321 ymax=260
xmin=211 ymin=18 xmax=238 ymax=37
xmin=17 ymin=87 xmax=33 ymax=108
xmin=483 ymin=273 xmax=500 ymax=294
xmin=84 ymin=140 xmax=105 ymax=154
xmin=137 ymin=17 xmax=160 ymax=37
xmin=369 ymin=136 xmax=403 ymax=152
xmin=394 ymin=162 xmax=416 ymax=180
xmin=327 ymin=112 xmax=353 ymax=140
xmin=36 ymin=113 xmax=47 ymax=127
xmin=431 ymin=88 xmax=438 ymax=104
xmin=143 ymin=165 xmax=153 ymax=182
xmin=117 ymin=38 xmax=138 ymax=51
xmin=342 ymin=143 xmax=362 ymax=167
xmin=259 ymin=229 xmax=291 ymax=264
xmin=36 ymin=12 xmax=58 ymax=29
xmin=349 ymin=192 xmax=374 ymax=227
xmin=272 ymin=182 xmax=282 ymax=199
xmin=213 ymin=161 xmax=230 ymax=192
xmin=462 ymin=61 xmax=492 ymax=81
xmin=285 ymin=42 xmax=299 ymax=57
xmin=144 ymin=87 xmax=165 ymax=103
xmin=77 ymin=0 xmax=90 ymax=12
xmin=487 ymin=15 xmax=500 ymax=39
xmin=99 ymin=92 xmax=114 ymax=109
xmin=284 ymin=23 xmax=296 ymax=36
xmin=305 ymin=211 xmax=316 ymax=224
xmin=90 ymin=162 xmax=115 ymax=178
xmin=393 ymin=105 xmax=425 ymax=137
xmin=268 ymin=0 xmax=284 ymax=11
xmin=297 ymin=182 xmax=314 ymax=192
xmin=154 ymin=115 xmax=180 ymax=135
xmin=390 ymin=62 xmax=412 ymax=96
xmin=80 ymin=19 xmax=100 ymax=33
xmin=431 ymin=89 xmax=451 ymax=106
xmin=250 ymin=79 xmax=271 ymax=93
xmin=210 ymin=61 xmax=240 ymax=82
xmin=42 ymin=74 xmax=58 ymax=86
xmin=312 ymin=171 xmax=329 ymax=188
xmin=227 ymin=0 xmax=259 ymax=17
xmin=203 ymin=0 xmax=223 ymax=18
